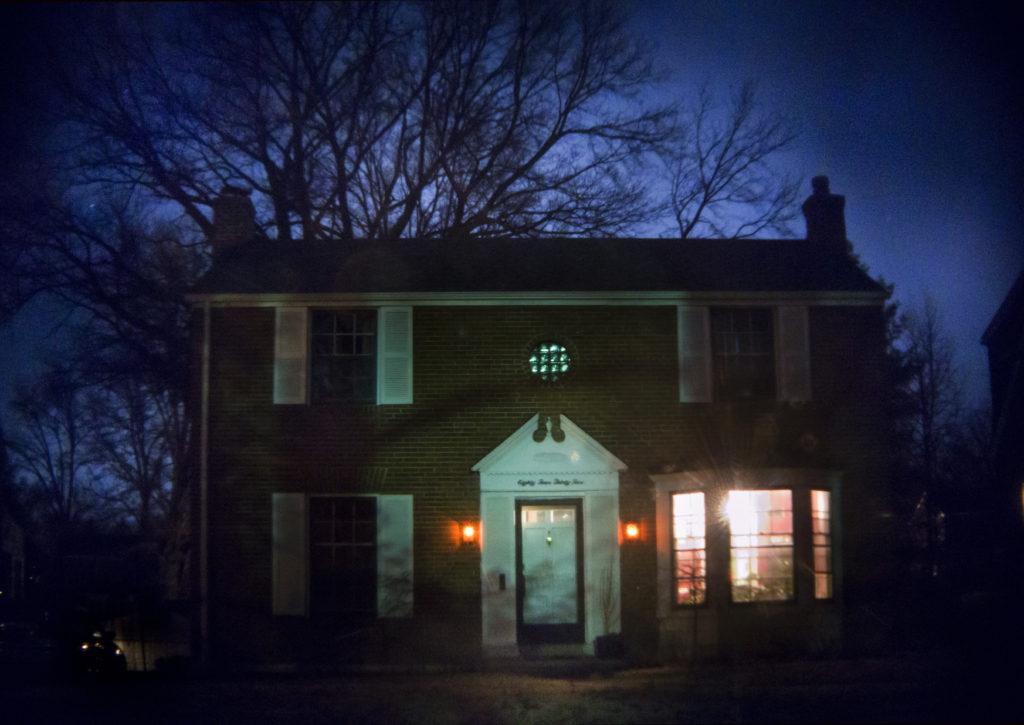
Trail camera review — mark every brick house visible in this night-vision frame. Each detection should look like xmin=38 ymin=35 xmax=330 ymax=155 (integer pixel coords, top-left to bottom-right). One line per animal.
xmin=188 ymin=177 xmax=893 ymax=666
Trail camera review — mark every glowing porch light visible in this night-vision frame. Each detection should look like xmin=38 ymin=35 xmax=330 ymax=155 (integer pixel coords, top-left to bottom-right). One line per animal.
xmin=624 ymin=522 xmax=640 ymax=541
xmin=461 ymin=523 xmax=478 ymax=546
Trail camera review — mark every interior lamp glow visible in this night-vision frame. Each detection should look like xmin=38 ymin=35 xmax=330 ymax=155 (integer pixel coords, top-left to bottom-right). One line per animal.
xmin=724 ymin=491 xmax=756 ymax=534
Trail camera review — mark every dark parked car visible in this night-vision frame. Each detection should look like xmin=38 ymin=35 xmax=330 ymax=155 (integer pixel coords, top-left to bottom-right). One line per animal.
xmin=73 ymin=630 xmax=127 ymax=676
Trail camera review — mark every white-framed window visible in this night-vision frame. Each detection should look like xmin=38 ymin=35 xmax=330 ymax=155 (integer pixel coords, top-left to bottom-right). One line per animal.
xmin=811 ymin=489 xmax=833 ymax=599
xmin=726 ymin=489 xmax=794 ymax=602
xmin=273 ymin=306 xmax=412 ymax=405
xmin=311 ymin=310 xmax=378 ymax=403
xmin=672 ymin=492 xmax=706 ymax=605
xmin=711 ymin=308 xmax=776 ymax=400
xmin=677 ymin=305 xmax=810 ymax=403
xmin=309 ymin=496 xmax=378 ymax=615
xmin=654 ymin=473 xmax=838 ymax=615
xmin=272 ymin=493 xmax=413 ymax=618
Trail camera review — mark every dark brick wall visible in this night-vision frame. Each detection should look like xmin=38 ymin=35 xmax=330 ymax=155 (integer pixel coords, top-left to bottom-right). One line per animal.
xmin=194 ymin=301 xmax=890 ymax=663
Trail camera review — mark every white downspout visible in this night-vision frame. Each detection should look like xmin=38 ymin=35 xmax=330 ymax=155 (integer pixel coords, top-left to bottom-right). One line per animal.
xmin=199 ymin=301 xmax=211 ymax=660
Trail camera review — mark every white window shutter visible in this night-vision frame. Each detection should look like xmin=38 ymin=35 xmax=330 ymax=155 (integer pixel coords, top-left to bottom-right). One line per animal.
xmin=272 ymin=493 xmax=308 ymax=616
xmin=777 ymin=305 xmax=812 ymax=402
xmin=273 ymin=307 xmax=308 ymax=404
xmin=377 ymin=307 xmax=413 ymax=405
xmin=377 ymin=494 xmax=414 ymax=618
xmin=678 ymin=306 xmax=712 ymax=402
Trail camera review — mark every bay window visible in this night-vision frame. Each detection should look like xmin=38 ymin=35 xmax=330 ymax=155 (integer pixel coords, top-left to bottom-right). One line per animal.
xmin=655 ymin=473 xmax=838 ymax=614
xmin=726 ymin=489 xmax=794 ymax=602
xmin=672 ymin=492 xmax=706 ymax=605
xmin=811 ymin=489 xmax=833 ymax=599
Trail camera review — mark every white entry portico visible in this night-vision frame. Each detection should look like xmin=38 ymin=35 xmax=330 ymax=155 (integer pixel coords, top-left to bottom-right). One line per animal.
xmin=473 ymin=414 xmax=627 ymax=655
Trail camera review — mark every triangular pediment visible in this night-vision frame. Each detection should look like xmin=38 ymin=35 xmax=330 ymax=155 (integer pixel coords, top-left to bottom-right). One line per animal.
xmin=472 ymin=414 xmax=627 ymax=477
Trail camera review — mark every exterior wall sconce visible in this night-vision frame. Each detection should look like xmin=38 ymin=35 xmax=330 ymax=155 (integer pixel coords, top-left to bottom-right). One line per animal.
xmin=461 ymin=522 xmax=478 ymax=547
xmin=623 ymin=522 xmax=641 ymax=542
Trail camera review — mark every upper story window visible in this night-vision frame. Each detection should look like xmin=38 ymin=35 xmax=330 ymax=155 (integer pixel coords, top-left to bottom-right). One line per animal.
xmin=678 ymin=305 xmax=810 ymax=404
xmin=311 ymin=310 xmax=377 ymax=403
xmin=710 ymin=308 xmax=775 ymax=400
xmin=273 ymin=306 xmax=412 ymax=405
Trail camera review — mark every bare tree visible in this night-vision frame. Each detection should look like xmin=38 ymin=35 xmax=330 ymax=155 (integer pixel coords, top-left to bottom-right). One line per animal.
xmin=52 ymin=1 xmax=671 ymax=241
xmin=885 ymin=296 xmax=965 ymax=585
xmin=1 ymin=193 xmax=198 ymax=594
xmin=7 ymin=368 xmax=100 ymax=534
xmin=1 ymin=0 xmax=810 ymax=602
xmin=905 ymin=297 xmax=964 ymax=505
xmin=84 ymin=379 xmax=173 ymax=541
xmin=661 ymin=81 xmax=801 ymax=239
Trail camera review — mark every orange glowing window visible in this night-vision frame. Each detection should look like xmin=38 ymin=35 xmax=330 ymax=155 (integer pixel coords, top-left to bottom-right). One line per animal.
xmin=671 ymin=492 xmax=706 ymax=605
xmin=726 ymin=489 xmax=793 ymax=602
xmin=811 ymin=490 xmax=833 ymax=599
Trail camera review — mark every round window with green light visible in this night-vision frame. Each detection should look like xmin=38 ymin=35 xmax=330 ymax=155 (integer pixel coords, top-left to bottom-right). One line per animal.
xmin=529 ymin=342 xmax=572 ymax=382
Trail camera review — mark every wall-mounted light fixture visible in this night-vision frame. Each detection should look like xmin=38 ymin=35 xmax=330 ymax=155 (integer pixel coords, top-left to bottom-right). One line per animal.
xmin=461 ymin=522 xmax=478 ymax=547
xmin=623 ymin=522 xmax=640 ymax=542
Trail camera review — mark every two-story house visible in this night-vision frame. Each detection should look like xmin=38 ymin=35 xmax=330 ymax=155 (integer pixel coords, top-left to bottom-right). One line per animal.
xmin=187 ymin=176 xmax=892 ymax=666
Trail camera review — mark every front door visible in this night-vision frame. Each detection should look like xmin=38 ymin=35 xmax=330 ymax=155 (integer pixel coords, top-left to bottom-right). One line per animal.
xmin=515 ymin=500 xmax=584 ymax=643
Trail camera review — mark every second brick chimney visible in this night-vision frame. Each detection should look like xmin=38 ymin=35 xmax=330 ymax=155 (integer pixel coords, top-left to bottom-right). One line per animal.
xmin=801 ymin=176 xmax=848 ymax=256
xmin=210 ymin=185 xmax=256 ymax=259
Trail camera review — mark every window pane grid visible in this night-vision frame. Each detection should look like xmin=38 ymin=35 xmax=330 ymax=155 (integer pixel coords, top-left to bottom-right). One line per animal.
xmin=672 ymin=492 xmax=706 ymax=605
xmin=529 ymin=342 xmax=571 ymax=381
xmin=311 ymin=310 xmax=377 ymax=402
xmin=727 ymin=489 xmax=793 ymax=602
xmin=310 ymin=497 xmax=377 ymax=615
xmin=710 ymin=308 xmax=775 ymax=400
xmin=811 ymin=490 xmax=833 ymax=599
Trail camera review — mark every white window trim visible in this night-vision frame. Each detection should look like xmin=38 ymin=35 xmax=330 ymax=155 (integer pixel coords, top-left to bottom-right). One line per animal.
xmin=652 ymin=469 xmax=840 ymax=615
xmin=273 ymin=306 xmax=413 ymax=405
xmin=273 ymin=307 xmax=309 ymax=404
xmin=677 ymin=304 xmax=812 ymax=403
xmin=377 ymin=307 xmax=414 ymax=405
xmin=677 ymin=306 xmax=712 ymax=402
xmin=271 ymin=493 xmax=414 ymax=618
xmin=776 ymin=305 xmax=812 ymax=403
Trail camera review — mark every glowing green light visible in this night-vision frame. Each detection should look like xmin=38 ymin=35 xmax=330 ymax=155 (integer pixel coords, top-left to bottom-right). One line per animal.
xmin=529 ymin=342 xmax=571 ymax=381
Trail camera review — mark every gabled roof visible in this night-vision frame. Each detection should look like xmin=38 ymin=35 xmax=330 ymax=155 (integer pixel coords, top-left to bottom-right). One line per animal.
xmin=982 ymin=269 xmax=1024 ymax=346
xmin=472 ymin=413 xmax=627 ymax=476
xmin=190 ymin=237 xmax=885 ymax=297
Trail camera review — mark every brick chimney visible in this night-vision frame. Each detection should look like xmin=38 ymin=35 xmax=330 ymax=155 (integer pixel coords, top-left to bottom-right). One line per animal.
xmin=801 ymin=176 xmax=848 ymax=255
xmin=210 ymin=185 xmax=256 ymax=258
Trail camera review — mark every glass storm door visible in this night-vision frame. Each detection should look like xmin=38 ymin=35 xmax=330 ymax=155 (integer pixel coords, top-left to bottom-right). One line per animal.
xmin=515 ymin=500 xmax=584 ymax=643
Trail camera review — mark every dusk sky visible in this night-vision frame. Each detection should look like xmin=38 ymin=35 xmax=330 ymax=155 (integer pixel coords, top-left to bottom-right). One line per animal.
xmin=1 ymin=2 xmax=1022 ymax=412
xmin=634 ymin=1 xmax=1024 ymax=406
